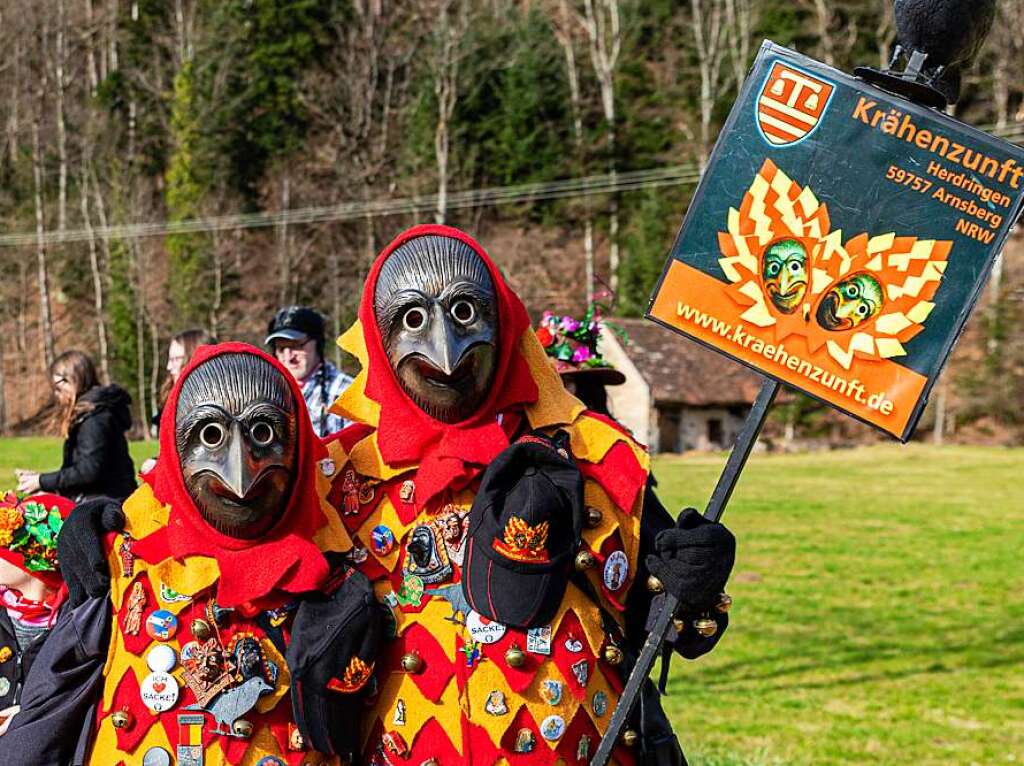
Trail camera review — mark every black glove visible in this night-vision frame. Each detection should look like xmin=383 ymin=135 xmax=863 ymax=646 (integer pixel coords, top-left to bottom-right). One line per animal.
xmin=287 ymin=567 xmax=389 ymax=756
xmin=645 ymin=508 xmax=736 ymax=612
xmin=57 ymin=497 xmax=126 ymax=607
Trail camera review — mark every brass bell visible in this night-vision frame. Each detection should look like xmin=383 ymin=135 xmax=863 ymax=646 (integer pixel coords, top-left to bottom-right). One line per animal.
xmin=575 ymin=550 xmax=596 ymax=571
xmin=602 ymin=644 xmax=624 ymax=666
xmin=694 ymin=617 xmax=718 ymax=638
xmin=504 ymin=644 xmax=527 ymax=668
xmin=585 ymin=507 xmax=603 ymax=528
xmin=715 ymin=593 xmax=733 ymax=613
xmin=400 ymin=651 xmax=423 ymax=674
xmin=110 ymin=709 xmax=132 ymax=730
xmin=646 ymin=575 xmax=664 ymax=593
xmin=190 ymin=618 xmax=212 ymax=641
xmin=621 ymin=729 xmax=639 ymax=747
xmin=232 ymin=719 xmax=254 ymax=738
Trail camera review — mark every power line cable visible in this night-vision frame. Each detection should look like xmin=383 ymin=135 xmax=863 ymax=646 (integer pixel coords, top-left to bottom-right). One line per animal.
xmin=0 ymin=120 xmax=1020 ymax=248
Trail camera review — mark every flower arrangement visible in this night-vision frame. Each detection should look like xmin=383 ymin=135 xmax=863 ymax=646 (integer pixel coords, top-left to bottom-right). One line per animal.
xmin=0 ymin=492 xmax=66 ymax=572
xmin=536 ymin=303 xmax=621 ymax=372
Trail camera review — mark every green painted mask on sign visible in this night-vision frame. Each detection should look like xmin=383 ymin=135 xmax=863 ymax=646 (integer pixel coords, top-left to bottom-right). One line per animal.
xmin=815 ymin=272 xmax=884 ymax=331
xmin=761 ymin=239 xmax=808 ymax=314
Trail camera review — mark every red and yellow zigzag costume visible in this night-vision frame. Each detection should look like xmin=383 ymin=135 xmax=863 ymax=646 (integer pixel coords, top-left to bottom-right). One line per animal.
xmin=323 ymin=225 xmax=651 ymax=766
xmin=88 ymin=344 xmax=352 ymax=766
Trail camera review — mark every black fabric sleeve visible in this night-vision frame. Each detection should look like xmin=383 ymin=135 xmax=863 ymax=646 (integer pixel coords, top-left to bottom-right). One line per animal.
xmin=0 ymin=595 xmax=111 ymax=766
xmin=40 ymin=413 xmax=113 ymax=496
xmin=624 ymin=478 xmax=728 ymax=660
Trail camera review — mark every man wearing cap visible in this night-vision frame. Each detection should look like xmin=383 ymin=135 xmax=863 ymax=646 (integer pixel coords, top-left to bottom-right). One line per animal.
xmin=312 ymin=225 xmax=736 ymax=766
xmin=266 ymin=306 xmax=353 ymax=437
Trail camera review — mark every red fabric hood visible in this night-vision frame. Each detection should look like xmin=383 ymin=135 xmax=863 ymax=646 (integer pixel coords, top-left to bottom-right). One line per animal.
xmin=358 ymin=224 xmax=539 ymax=507
xmin=138 ymin=342 xmax=329 ymax=608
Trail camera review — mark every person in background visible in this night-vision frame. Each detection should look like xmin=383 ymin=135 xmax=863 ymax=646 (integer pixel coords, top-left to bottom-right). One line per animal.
xmin=0 ymin=493 xmax=74 ymax=736
xmin=14 ymin=350 xmax=136 ymax=502
xmin=266 ymin=305 xmax=352 ymax=437
xmin=140 ymin=328 xmax=216 ymax=473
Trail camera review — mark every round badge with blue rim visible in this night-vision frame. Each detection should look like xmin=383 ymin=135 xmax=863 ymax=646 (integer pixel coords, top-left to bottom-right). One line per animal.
xmin=540 ymin=714 xmax=566 ymax=741
xmin=371 ymin=525 xmax=396 ymax=556
xmin=145 ymin=609 xmax=178 ymax=641
xmin=256 ymin=758 xmax=286 ymax=766
xmin=142 ymin=747 xmax=172 ymax=766
xmin=146 ymin=644 xmax=177 ymax=673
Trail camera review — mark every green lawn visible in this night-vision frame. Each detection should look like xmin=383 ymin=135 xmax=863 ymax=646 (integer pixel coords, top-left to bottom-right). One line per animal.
xmin=653 ymin=445 xmax=1024 ymax=766
xmin=0 ymin=439 xmax=1019 ymax=764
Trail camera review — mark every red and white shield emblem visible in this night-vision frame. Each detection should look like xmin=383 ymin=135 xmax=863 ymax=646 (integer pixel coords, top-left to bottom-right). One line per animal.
xmin=756 ymin=62 xmax=834 ymax=146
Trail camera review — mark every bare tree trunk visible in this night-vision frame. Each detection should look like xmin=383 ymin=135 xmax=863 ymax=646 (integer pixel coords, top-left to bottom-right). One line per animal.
xmin=932 ymin=381 xmax=947 ymax=445
xmin=691 ymin=0 xmax=726 ymax=169
xmin=433 ymin=1 xmax=465 ymax=225
xmin=811 ymin=0 xmax=835 ymax=66
xmin=55 ymin=0 xmax=69 ymax=234
xmin=277 ymin=174 xmax=292 ymax=304
xmin=724 ymin=0 xmax=753 ymax=93
xmin=129 ymin=238 xmax=149 ymax=440
xmin=876 ymin=0 xmax=895 ymax=68
xmin=210 ymin=230 xmax=223 ymax=336
xmin=6 ymin=37 xmax=20 ymax=165
xmin=552 ymin=0 xmax=596 ymax=302
xmin=32 ymin=119 xmax=55 ymax=370
xmin=580 ymin=0 xmax=621 ymax=290
xmin=84 ymin=0 xmax=100 ymax=94
xmin=81 ymin=170 xmax=111 ymax=382
xmin=148 ymin=314 xmax=159 ymax=428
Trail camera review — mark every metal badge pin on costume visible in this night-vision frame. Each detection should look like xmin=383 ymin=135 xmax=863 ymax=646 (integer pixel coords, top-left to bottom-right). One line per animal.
xmin=514 ymin=729 xmax=536 ymax=753
xmin=382 ymin=731 xmax=408 ymax=758
xmin=140 ymin=671 xmax=180 ymax=712
xmin=318 ymin=457 xmax=336 ymax=478
xmin=393 ymin=699 xmax=407 ymax=726
xmin=563 ymin=635 xmax=583 ymax=653
xmin=484 ymin=690 xmax=508 ymax=715
xmin=147 ymin=644 xmax=178 ymax=673
xmin=145 ymin=610 xmax=179 ymax=641
xmin=159 ymin=582 xmax=192 ymax=604
xmin=577 ymin=734 xmax=592 ymax=761
xmin=0 ymin=646 xmax=11 ymax=663
xmin=404 ymin=523 xmax=453 ymax=584
xmin=462 ymin=638 xmax=482 ymax=668
xmin=0 ymin=678 xmax=10 ymax=697
xmin=399 ymin=480 xmax=415 ymax=504
xmin=256 ymin=759 xmax=286 ymax=766
xmin=184 ymin=676 xmax=273 ymax=736
xmin=123 ymin=580 xmax=146 ymax=636
xmin=540 ymin=679 xmax=563 ymax=705
xmin=602 ymin=550 xmax=629 ymax=592
xmin=540 ymin=714 xmax=566 ymax=741
xmin=591 ymin=690 xmax=609 ymax=717
xmin=371 ymin=525 xmax=396 ymax=556
xmin=570 ymin=659 xmax=589 ymax=687
xmin=465 ymin=611 xmax=506 ymax=644
xmin=142 ymin=746 xmax=172 ymax=766
xmin=395 ymin=573 xmax=424 ymax=607
xmin=118 ymin=534 xmax=136 ymax=578
xmin=176 ymin=713 xmax=206 ymax=766
xmin=526 ymin=625 xmax=552 ymax=655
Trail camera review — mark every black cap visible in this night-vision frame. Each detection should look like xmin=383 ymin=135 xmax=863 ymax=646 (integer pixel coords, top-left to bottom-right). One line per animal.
xmin=462 ymin=437 xmax=584 ymax=629
xmin=265 ymin=306 xmax=326 ymax=346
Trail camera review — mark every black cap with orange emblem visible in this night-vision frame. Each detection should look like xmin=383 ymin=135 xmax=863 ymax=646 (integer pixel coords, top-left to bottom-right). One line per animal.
xmin=462 ymin=435 xmax=585 ymax=629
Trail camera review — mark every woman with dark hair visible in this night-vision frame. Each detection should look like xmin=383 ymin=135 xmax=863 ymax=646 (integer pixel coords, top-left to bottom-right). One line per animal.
xmin=14 ymin=351 xmax=136 ymax=502
xmin=139 ymin=329 xmax=216 ymax=475
xmin=152 ymin=328 xmax=216 ymax=435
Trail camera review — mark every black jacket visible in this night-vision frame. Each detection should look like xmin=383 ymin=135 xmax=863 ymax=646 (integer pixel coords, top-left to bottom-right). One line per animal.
xmin=0 ymin=609 xmax=47 ymax=709
xmin=39 ymin=385 xmax=137 ymax=502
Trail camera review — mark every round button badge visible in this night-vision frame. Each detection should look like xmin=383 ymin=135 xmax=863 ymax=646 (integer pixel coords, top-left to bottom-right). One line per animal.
xmin=371 ymin=525 xmax=395 ymax=556
xmin=142 ymin=747 xmax=172 ymax=766
xmin=145 ymin=609 xmax=178 ymax=641
xmin=466 ymin=611 xmax=507 ymax=644
xmin=540 ymin=714 xmax=566 ymax=741
xmin=146 ymin=644 xmax=177 ymax=673
xmin=603 ymin=550 xmax=629 ymax=592
xmin=140 ymin=671 xmax=179 ymax=712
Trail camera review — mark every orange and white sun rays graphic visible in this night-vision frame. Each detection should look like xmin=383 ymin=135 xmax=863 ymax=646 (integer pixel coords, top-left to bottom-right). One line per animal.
xmin=717 ymin=159 xmax=951 ymax=370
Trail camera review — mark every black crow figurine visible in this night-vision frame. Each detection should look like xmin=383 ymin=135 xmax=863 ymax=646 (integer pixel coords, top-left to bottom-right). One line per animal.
xmin=855 ymin=0 xmax=997 ymax=108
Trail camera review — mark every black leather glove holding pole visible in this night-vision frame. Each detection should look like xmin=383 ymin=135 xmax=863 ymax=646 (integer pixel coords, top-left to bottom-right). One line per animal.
xmin=56 ymin=497 xmax=126 ymax=608
xmin=590 ymin=378 xmax=779 ymax=766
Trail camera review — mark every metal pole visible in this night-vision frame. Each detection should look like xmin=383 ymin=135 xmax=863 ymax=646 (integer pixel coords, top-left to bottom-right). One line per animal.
xmin=591 ymin=376 xmax=780 ymax=766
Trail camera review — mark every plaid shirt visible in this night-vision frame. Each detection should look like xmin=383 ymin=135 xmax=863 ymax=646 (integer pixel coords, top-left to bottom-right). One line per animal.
xmin=301 ymin=360 xmax=353 ymax=437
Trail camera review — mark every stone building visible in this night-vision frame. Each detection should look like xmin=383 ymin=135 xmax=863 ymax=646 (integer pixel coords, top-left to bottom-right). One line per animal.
xmin=599 ymin=318 xmax=765 ymax=453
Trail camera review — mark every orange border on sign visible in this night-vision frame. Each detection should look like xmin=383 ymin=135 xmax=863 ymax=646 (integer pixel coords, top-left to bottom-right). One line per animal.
xmin=649 ymin=260 xmax=928 ymax=438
